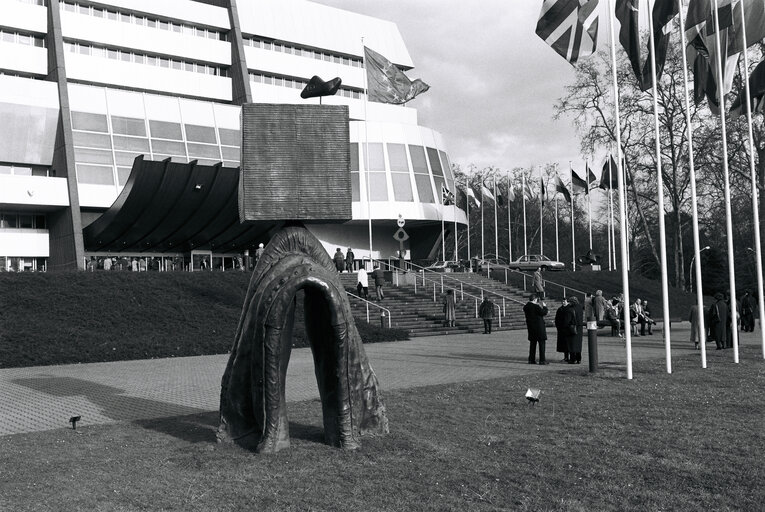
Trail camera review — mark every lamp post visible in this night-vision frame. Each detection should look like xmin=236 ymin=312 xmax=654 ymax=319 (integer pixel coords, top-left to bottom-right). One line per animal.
xmin=689 ymin=246 xmax=710 ymax=293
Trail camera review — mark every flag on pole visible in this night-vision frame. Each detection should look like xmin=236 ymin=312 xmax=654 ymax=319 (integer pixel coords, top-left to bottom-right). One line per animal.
xmin=587 ymin=163 xmax=598 ymax=188
xmin=554 ymin=175 xmax=572 ymax=202
xmin=728 ymin=0 xmax=765 ymax=55
xmin=467 ymin=185 xmax=481 ymax=208
xmin=481 ymin=179 xmax=496 ymax=202
xmin=535 ymin=0 xmax=600 ymax=64
xmin=571 ymin=168 xmax=588 ymax=194
xmin=507 ymin=185 xmax=516 ymax=203
xmin=524 ymin=180 xmax=537 ymax=202
xmin=456 ymin=188 xmax=468 ymax=211
xmin=730 ymin=58 xmax=765 ymax=118
xmin=540 ymin=176 xmax=547 ymax=206
xmin=364 ymin=46 xmax=430 ymax=104
xmin=599 ymin=156 xmax=619 ymax=190
xmin=615 ymin=0 xmax=643 ymax=88
xmin=441 ymin=184 xmax=455 ymax=206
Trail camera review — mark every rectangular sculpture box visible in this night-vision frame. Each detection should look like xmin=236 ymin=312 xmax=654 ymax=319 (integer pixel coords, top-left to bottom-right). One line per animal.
xmin=239 ymin=103 xmax=352 ymax=222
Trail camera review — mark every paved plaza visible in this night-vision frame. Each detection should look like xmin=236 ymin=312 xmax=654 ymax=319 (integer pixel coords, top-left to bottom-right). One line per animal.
xmin=0 ymin=323 xmax=758 ymax=437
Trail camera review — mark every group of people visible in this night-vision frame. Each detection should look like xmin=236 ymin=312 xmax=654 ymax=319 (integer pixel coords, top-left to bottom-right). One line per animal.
xmin=333 ymin=247 xmax=356 ymax=273
xmin=356 ymin=265 xmax=385 ymax=302
xmin=689 ymin=289 xmax=758 ymax=350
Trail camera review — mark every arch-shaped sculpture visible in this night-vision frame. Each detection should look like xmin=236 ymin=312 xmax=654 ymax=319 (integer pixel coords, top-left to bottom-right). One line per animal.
xmin=218 ymin=225 xmax=389 ymax=452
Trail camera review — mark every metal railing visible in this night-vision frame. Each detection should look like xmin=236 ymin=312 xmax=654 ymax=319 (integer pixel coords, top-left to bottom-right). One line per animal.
xmin=346 ymin=291 xmax=391 ymax=328
xmin=481 ymin=262 xmax=588 ymax=301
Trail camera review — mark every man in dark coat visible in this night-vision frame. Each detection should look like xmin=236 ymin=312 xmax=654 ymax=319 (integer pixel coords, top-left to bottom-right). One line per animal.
xmin=567 ymin=296 xmax=583 ymax=364
xmin=524 ymin=294 xmax=549 ymax=365
xmin=554 ymin=298 xmax=573 ymax=363
xmin=345 ymin=247 xmax=355 ymax=273
xmin=741 ymin=290 xmax=756 ymax=332
xmin=479 ymin=296 xmax=495 ymax=334
xmin=333 ymin=248 xmax=345 ymax=272
xmin=372 ymin=265 xmax=385 ymax=301
xmin=709 ymin=292 xmax=728 ymax=350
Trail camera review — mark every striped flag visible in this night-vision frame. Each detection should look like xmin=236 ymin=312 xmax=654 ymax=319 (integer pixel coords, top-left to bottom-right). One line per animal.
xmin=481 ymin=179 xmax=496 ymax=202
xmin=554 ymin=175 xmax=572 ymax=202
xmin=535 ymin=0 xmax=599 ymax=65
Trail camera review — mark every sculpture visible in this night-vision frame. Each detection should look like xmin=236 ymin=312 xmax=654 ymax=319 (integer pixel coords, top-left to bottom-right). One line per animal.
xmin=217 ymin=225 xmax=389 ymax=452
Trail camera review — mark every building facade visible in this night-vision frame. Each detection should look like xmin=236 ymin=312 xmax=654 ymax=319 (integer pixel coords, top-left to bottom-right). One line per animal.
xmin=0 ymin=0 xmax=466 ymax=271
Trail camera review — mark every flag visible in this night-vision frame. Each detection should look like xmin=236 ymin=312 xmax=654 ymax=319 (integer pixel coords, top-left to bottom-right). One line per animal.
xmin=364 ymin=46 xmax=430 ymax=104
xmin=456 ymin=188 xmax=468 ymax=211
xmin=481 ymin=179 xmax=496 ymax=202
xmin=507 ymin=185 xmax=516 ymax=203
xmin=730 ymin=58 xmax=765 ymax=118
xmin=467 ymin=185 xmax=480 ymax=208
xmin=441 ymin=184 xmax=455 ymax=206
xmin=728 ymin=0 xmax=765 ymax=56
xmin=535 ymin=0 xmax=600 ymax=65
xmin=524 ymin=180 xmax=537 ymax=202
xmin=540 ymin=177 xmax=547 ymax=206
xmin=600 ymin=156 xmax=619 ymax=190
xmin=615 ymin=0 xmax=642 ymax=88
xmin=554 ymin=175 xmax=572 ymax=202
xmin=587 ymin=163 xmax=598 ymax=186
xmin=571 ymin=168 xmax=588 ymax=194
xmin=496 ymin=185 xmax=505 ymax=206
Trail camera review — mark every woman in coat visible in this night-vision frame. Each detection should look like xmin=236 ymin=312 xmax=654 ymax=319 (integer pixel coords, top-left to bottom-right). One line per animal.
xmin=554 ymin=298 xmax=573 ymax=362
xmin=567 ymin=296 xmax=583 ymax=364
xmin=443 ymin=289 xmax=456 ymax=327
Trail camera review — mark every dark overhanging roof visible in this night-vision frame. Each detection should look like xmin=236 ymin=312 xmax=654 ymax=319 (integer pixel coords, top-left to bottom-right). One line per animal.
xmin=82 ymin=156 xmax=278 ymax=253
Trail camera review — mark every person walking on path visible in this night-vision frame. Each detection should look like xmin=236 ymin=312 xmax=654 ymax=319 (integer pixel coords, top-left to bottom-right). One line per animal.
xmin=443 ymin=289 xmax=456 ymax=327
xmin=567 ymin=296 xmax=583 ymax=364
xmin=372 ymin=265 xmax=385 ymax=301
xmin=333 ymin=248 xmax=345 ymax=272
xmin=524 ymin=294 xmax=549 ymax=364
xmin=345 ymin=247 xmax=355 ymax=273
xmin=741 ymin=290 xmax=755 ymax=332
xmin=689 ymin=304 xmax=700 ymax=349
xmin=479 ymin=296 xmax=495 ymax=334
xmin=533 ymin=267 xmax=545 ymax=299
xmin=709 ymin=292 xmax=728 ymax=350
xmin=555 ymin=298 xmax=573 ymax=362
xmin=356 ymin=267 xmax=369 ymax=299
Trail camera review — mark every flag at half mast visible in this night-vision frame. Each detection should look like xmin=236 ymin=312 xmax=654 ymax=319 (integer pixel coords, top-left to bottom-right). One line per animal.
xmin=364 ymin=46 xmax=430 ymax=104
xmin=536 ymin=0 xmax=599 ymax=65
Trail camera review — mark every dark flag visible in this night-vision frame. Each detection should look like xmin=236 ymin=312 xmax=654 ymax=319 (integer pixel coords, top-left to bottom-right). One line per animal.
xmin=641 ymin=0 xmax=679 ymax=91
xmin=441 ymin=184 xmax=455 ymax=206
xmin=587 ymin=163 xmax=598 ymax=186
xmin=456 ymin=188 xmax=468 ymax=211
xmin=554 ymin=175 xmax=572 ymax=202
xmin=600 ymin=156 xmax=619 ymax=190
xmin=571 ymin=168 xmax=588 ymax=194
xmin=540 ymin=177 xmax=547 ymax=206
xmin=730 ymin=58 xmax=765 ymax=118
xmin=364 ymin=46 xmax=430 ymax=105
xmin=300 ymin=75 xmax=342 ymax=99
xmin=615 ymin=0 xmax=642 ymax=88
xmin=535 ymin=0 xmax=599 ymax=65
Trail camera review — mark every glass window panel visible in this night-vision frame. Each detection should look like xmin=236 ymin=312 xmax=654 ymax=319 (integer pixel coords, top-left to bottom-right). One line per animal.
xmin=117 ymin=167 xmax=131 ymax=186
xmin=78 ymin=44 xmax=90 ymax=55
xmin=76 ymin=164 xmax=115 ymax=185
xmin=221 ymin=146 xmax=239 ymax=161
xmin=427 ymin=147 xmax=443 ymax=177
xmin=363 ymin=143 xmax=384 ymax=172
xmin=71 ymin=112 xmax=108 ymax=132
xmin=114 ymin=151 xmax=140 ymax=166
xmin=159 ymin=57 xmax=169 ymax=68
xmin=18 ymin=215 xmax=33 ymax=228
xmin=153 ymin=154 xmax=188 ymax=163
xmin=184 ymin=124 xmax=216 ymax=143
xmin=34 ymin=215 xmax=46 ymax=228
xmin=92 ymin=47 xmax=105 ymax=58
xmin=72 ymin=131 xmax=111 ymax=149
xmin=351 ymin=173 xmax=359 ymax=202
xmin=387 ymin=143 xmax=408 ymax=172
xmin=408 ymin=145 xmax=428 ymax=174
xmin=171 ymin=60 xmax=182 ymax=70
xmin=147 ymin=18 xmax=156 ymax=28
xmin=74 ymin=147 xmax=113 ymax=165
xmin=439 ymin=150 xmax=453 ymax=181
xmin=349 ymin=143 xmax=359 ymax=172
xmin=391 ymin=173 xmax=414 ymax=202
xmin=433 ymin=176 xmax=446 ymax=204
xmin=0 ymin=164 xmax=12 ymax=174
xmin=120 ymin=51 xmax=131 ymax=62
xmin=151 ymin=139 xmax=185 ymax=155
xmin=149 ymin=120 xmax=182 ymax=140
xmin=107 ymin=10 xmax=117 ymax=21
xmin=2 ymin=214 xmax=17 ymax=228
xmin=31 ymin=168 xmax=48 ymax=177
xmin=107 ymin=48 xmax=119 ymax=60
xmin=369 ymin=173 xmax=388 ymax=201
xmin=111 ymin=116 xmax=146 ymax=136
xmin=218 ymin=128 xmax=240 ymax=146
xmin=120 ymin=12 xmax=130 ymax=23
xmin=414 ymin=174 xmax=435 ymax=203
xmin=112 ymin=135 xmax=149 ymax=152
xmin=14 ymin=166 xmax=32 ymax=176
xmin=187 ymin=143 xmax=220 ymax=159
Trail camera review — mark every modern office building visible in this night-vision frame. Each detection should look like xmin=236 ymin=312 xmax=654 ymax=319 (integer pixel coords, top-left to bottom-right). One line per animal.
xmin=0 ymin=0 xmax=466 ymax=271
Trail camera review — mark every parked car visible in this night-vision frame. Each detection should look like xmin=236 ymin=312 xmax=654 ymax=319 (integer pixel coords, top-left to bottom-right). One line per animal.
xmin=472 ymin=256 xmax=508 ymax=271
xmin=424 ymin=260 xmax=464 ymax=272
xmin=506 ymin=254 xmax=566 ymax=271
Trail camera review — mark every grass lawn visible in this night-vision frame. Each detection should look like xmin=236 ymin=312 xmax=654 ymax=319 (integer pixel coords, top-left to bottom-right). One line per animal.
xmin=1 ymin=350 xmax=763 ymax=511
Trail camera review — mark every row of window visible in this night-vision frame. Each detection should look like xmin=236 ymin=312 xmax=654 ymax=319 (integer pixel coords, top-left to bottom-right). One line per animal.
xmin=243 ymin=37 xmax=362 ymax=68
xmin=248 ymin=72 xmax=363 ymax=99
xmin=0 ymin=30 xmax=46 ymax=48
xmin=14 ymin=0 xmax=45 ymax=5
xmin=62 ymin=41 xmax=229 ymax=77
xmin=0 ymin=213 xmax=46 ymax=229
xmin=0 ymin=257 xmax=47 ymax=272
xmin=0 ymin=164 xmax=50 ymax=176
xmin=60 ymin=2 xmax=225 ymax=41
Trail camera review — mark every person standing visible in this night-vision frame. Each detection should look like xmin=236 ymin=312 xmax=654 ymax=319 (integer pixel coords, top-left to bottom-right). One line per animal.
xmin=567 ymin=296 xmax=583 ymax=364
xmin=689 ymin=304 xmax=700 ymax=349
xmin=593 ymin=290 xmax=608 ymax=323
xmin=643 ymin=300 xmax=654 ymax=335
xmin=524 ymin=294 xmax=549 ymax=364
xmin=554 ymin=298 xmax=573 ymax=363
xmin=533 ymin=267 xmax=545 ymax=299
xmin=254 ymin=243 xmax=265 ymax=268
xmin=443 ymin=289 xmax=456 ymax=327
xmin=709 ymin=292 xmax=728 ymax=350
xmin=333 ymin=248 xmax=345 ymax=272
xmin=345 ymin=247 xmax=355 ymax=273
xmin=372 ymin=265 xmax=385 ymax=301
xmin=741 ymin=290 xmax=755 ymax=332
xmin=356 ymin=267 xmax=369 ymax=299
xmin=479 ymin=296 xmax=495 ymax=334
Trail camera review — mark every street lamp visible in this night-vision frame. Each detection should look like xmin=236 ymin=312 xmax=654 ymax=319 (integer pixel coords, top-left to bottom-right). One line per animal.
xmin=690 ymin=246 xmax=710 ymax=293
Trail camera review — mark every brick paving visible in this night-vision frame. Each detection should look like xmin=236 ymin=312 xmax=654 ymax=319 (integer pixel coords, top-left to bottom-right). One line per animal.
xmin=1 ymin=323 xmax=757 ymax=436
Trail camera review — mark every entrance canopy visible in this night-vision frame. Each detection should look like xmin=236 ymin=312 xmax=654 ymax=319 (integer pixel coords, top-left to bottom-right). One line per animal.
xmin=83 ymin=157 xmax=277 ymax=254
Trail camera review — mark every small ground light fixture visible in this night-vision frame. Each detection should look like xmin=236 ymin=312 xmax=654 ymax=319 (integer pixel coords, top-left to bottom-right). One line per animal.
xmin=525 ymin=388 xmax=541 ymax=405
xmin=69 ymin=416 xmax=81 ymax=429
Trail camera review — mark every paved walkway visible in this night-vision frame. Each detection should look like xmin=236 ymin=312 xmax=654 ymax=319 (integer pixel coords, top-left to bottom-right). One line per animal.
xmin=1 ymin=323 xmax=758 ymax=436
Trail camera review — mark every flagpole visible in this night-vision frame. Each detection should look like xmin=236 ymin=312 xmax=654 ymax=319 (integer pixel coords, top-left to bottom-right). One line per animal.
xmin=587 ymin=161 xmax=593 ymax=250
xmin=678 ymin=0 xmax=707 ymax=367
xmin=481 ymin=175 xmax=485 ymax=259
xmin=441 ymin=206 xmax=446 ymax=261
xmin=569 ymin=162 xmax=576 ymax=272
xmin=646 ymin=0 xmax=673 ymax=374
xmin=737 ymin=0 xmax=765 ymax=359
xmin=361 ymin=39 xmax=373 ymax=265
xmin=607 ymin=0 xmax=633 ymax=379
xmin=609 ymin=159 xmax=617 ymax=271
xmin=555 ymin=195 xmax=560 ymax=262
xmin=522 ymin=173 xmax=528 ymax=256
xmin=606 ymin=185 xmax=612 ymax=271
xmin=466 ymin=180 xmax=472 ymax=270
xmin=507 ymin=169 xmax=513 ymax=262
xmin=493 ymin=174 xmax=499 ymax=258
xmin=712 ymin=0 xmax=739 ymax=362
xmin=453 ymin=183 xmax=458 ymax=263
xmin=539 ymin=174 xmax=544 ymax=256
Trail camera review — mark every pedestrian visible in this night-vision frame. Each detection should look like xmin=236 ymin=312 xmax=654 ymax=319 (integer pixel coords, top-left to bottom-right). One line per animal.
xmin=689 ymin=304 xmax=700 ymax=349
xmin=372 ymin=265 xmax=385 ymax=301
xmin=345 ymin=247 xmax=355 ymax=273
xmin=741 ymin=290 xmax=755 ymax=332
xmin=333 ymin=248 xmax=345 ymax=272
xmin=255 ymin=242 xmax=265 ymax=267
xmin=533 ymin=267 xmax=545 ymax=299
xmin=524 ymin=293 xmax=549 ymax=364
xmin=443 ymin=289 xmax=456 ymax=327
xmin=567 ymin=296 xmax=583 ymax=364
xmin=356 ymin=267 xmax=369 ymax=299
xmin=708 ymin=292 xmax=727 ymax=350
xmin=631 ymin=298 xmax=646 ymax=336
xmin=554 ymin=298 xmax=572 ymax=362
xmin=479 ymin=296 xmax=495 ymax=334
xmin=103 ymin=256 xmax=112 ymax=271
xmin=643 ymin=300 xmax=654 ymax=335
xmin=593 ymin=289 xmax=608 ymax=323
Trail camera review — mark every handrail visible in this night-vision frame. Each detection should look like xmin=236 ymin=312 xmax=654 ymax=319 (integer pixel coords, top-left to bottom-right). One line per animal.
xmin=482 ymin=262 xmax=588 ymax=300
xmin=346 ymin=291 xmax=391 ymax=328
xmin=371 ymin=260 xmax=505 ymax=327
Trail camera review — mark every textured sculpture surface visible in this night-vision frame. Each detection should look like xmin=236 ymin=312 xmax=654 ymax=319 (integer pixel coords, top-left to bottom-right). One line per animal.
xmin=218 ymin=225 xmax=389 ymax=452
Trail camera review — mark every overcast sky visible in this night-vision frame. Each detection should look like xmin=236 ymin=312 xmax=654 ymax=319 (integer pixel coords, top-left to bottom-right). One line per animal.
xmin=314 ymin=0 xmax=589 ymax=176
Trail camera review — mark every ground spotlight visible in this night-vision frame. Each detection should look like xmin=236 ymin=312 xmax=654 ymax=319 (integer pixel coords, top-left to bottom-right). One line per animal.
xmin=525 ymin=388 xmax=541 ymax=405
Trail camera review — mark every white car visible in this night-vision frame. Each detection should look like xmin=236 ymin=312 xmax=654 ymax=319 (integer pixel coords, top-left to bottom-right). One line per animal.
xmin=506 ymin=254 xmax=566 ymax=271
